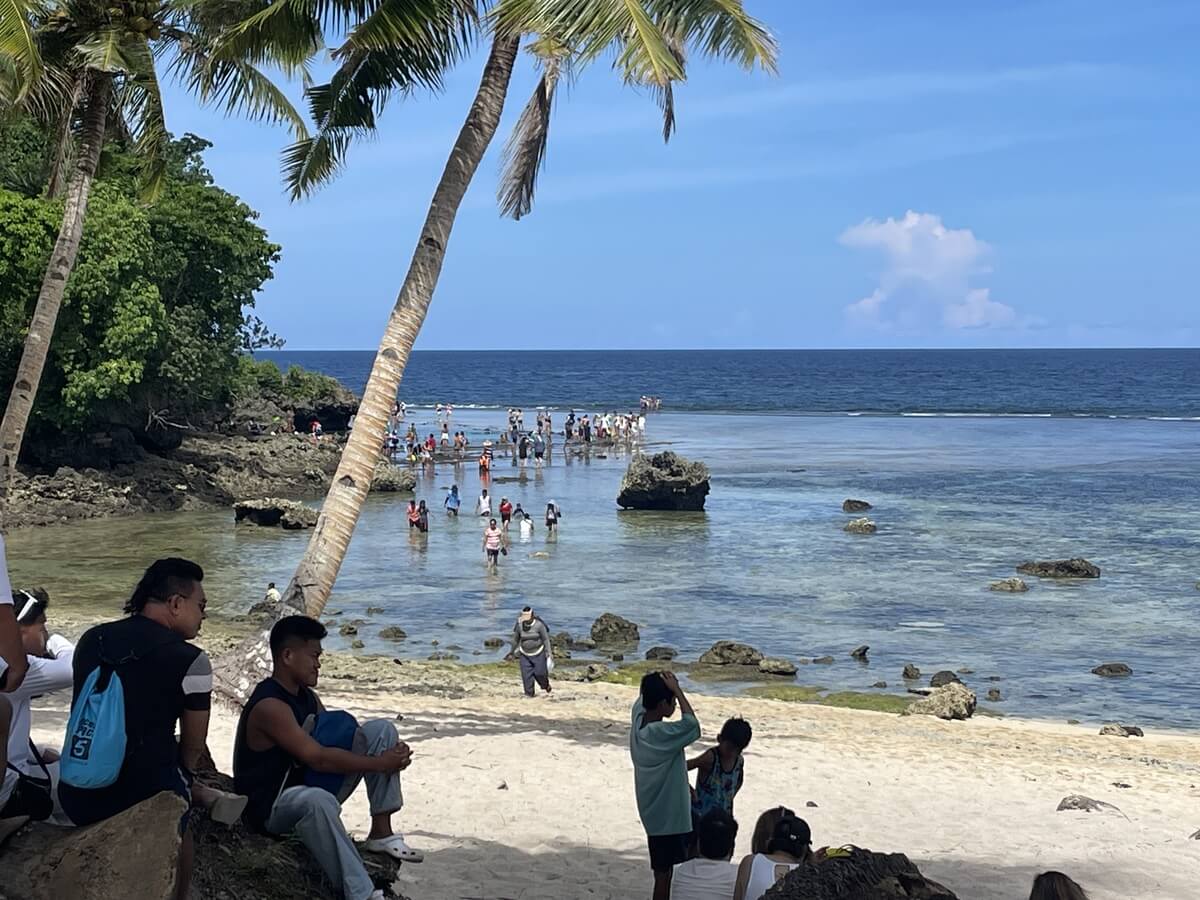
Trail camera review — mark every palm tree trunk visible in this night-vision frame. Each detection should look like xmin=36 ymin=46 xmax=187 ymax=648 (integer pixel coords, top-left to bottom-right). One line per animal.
xmin=45 ymin=73 xmax=88 ymax=200
xmin=212 ymin=34 xmax=521 ymax=703
xmin=0 ymin=74 xmax=111 ymax=521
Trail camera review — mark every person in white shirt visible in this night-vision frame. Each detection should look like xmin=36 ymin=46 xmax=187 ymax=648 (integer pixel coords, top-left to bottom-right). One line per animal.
xmin=518 ymin=514 xmax=535 ymax=543
xmin=476 ymin=488 xmax=492 ymax=517
xmin=0 ymin=589 xmax=74 ymax=833
xmin=0 ymin=535 xmax=27 ymax=797
xmin=670 ymin=809 xmax=739 ymax=900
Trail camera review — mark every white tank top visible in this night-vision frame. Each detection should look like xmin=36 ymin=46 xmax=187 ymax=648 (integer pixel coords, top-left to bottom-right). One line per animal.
xmin=743 ymin=854 xmax=800 ymax=900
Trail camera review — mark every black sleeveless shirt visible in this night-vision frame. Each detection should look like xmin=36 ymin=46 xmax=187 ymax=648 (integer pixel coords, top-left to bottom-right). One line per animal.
xmin=233 ymin=677 xmax=319 ymax=830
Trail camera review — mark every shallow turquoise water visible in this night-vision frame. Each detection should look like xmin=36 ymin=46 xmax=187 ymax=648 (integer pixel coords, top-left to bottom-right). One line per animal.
xmin=9 ymin=410 xmax=1200 ymax=727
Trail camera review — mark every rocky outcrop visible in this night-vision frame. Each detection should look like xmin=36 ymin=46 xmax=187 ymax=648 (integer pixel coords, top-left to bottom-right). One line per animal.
xmin=989 ymin=578 xmax=1029 ymax=593
xmin=699 ymin=641 xmax=764 ymax=666
xmin=902 ymin=664 xmax=921 ymax=680
xmin=234 ymin=498 xmax=319 ymax=529
xmin=645 ymin=646 xmax=678 ymax=661
xmin=902 ymin=683 xmax=976 ymax=720
xmin=842 ymin=499 xmax=873 ymax=513
xmin=850 ymin=645 xmax=870 ymax=660
xmin=576 ymin=663 xmax=610 ymax=682
xmin=1092 ymin=662 xmax=1132 ymax=677
xmin=1017 ymin=558 xmax=1100 ymax=578
xmin=986 ymin=688 xmax=1002 ymax=702
xmin=371 ymin=463 xmax=416 ymax=493
xmin=591 ymin=613 xmax=640 ymax=645
xmin=550 ymin=632 xmax=573 ymax=659
xmin=288 ymin=380 xmax=360 ymax=434
xmin=1 ymin=786 xmax=399 ymax=900
xmin=1099 ymin=723 xmax=1144 ymax=738
xmin=759 ymin=657 xmax=798 ymax=676
xmin=844 ymin=517 xmax=877 ymax=534
xmin=616 ymin=452 xmax=710 ymax=511
xmin=762 ymin=847 xmax=958 ymax=899
xmin=929 ymin=671 xmax=962 ymax=688
xmin=379 ymin=626 xmax=407 ymax=641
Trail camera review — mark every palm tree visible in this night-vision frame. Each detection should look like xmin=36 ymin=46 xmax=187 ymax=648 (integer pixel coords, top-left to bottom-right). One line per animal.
xmin=0 ymin=0 xmax=348 ymax=515
xmin=276 ymin=1 xmax=777 ymax=616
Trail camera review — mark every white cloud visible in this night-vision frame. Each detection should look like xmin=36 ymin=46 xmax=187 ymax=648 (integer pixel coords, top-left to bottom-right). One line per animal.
xmin=839 ymin=211 xmax=1018 ymax=330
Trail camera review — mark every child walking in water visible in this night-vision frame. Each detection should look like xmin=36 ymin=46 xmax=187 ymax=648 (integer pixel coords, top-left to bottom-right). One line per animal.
xmin=689 ymin=717 xmax=752 ymax=843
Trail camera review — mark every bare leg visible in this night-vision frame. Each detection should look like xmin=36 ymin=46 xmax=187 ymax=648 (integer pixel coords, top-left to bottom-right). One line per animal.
xmin=652 ymin=869 xmax=672 ymax=900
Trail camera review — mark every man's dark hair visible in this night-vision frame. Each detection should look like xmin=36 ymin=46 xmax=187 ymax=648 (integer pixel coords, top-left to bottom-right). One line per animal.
xmin=125 ymin=558 xmax=204 ymax=615
xmin=719 ymin=717 xmax=753 ymax=750
xmin=640 ymin=672 xmax=673 ymax=709
xmin=268 ymin=582 xmax=276 ymax=589
xmin=14 ymin=587 xmax=49 ymax=624
xmin=697 ymin=809 xmax=739 ymax=860
xmin=270 ymin=615 xmax=327 ymax=658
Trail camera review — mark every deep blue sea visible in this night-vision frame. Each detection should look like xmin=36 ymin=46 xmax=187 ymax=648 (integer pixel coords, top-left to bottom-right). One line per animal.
xmin=257 ymin=348 xmax=1200 ymax=419
xmin=11 ymin=350 xmax=1200 ymax=726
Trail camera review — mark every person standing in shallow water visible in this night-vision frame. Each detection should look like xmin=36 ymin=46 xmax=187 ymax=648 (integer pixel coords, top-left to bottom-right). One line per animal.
xmin=444 ymin=484 xmax=461 ymax=517
xmin=482 ymin=519 xmax=504 ymax=572
xmin=508 ymin=607 xmax=553 ymax=697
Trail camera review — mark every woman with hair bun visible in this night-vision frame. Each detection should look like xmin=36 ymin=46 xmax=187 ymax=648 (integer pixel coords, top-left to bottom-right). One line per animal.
xmin=733 ymin=811 xmax=812 ymax=900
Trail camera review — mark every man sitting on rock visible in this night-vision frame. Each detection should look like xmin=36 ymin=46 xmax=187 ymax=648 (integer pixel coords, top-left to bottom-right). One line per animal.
xmin=234 ymin=615 xmax=421 ymax=900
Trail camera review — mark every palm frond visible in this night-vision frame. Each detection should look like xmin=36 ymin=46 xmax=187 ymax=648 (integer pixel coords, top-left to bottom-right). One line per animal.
xmin=496 ymin=46 xmax=564 ymax=220
xmin=646 ymin=0 xmax=777 ymax=72
xmin=169 ymin=33 xmax=308 ymax=137
xmin=120 ymin=34 xmax=169 ymax=200
xmin=336 ymin=0 xmax=476 ymax=78
xmin=75 ymin=28 xmax=135 ymax=73
xmin=0 ymin=0 xmax=44 ymax=99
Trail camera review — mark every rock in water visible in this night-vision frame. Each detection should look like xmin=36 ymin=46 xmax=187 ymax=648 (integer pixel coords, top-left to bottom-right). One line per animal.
xmin=902 ymin=664 xmax=921 ymax=680
xmin=550 ymin=632 xmax=573 ymax=659
xmin=902 ymin=683 xmax=977 ymax=720
xmin=645 ymin=646 xmax=678 ymax=661
xmin=844 ymin=517 xmax=877 ymax=534
xmin=1016 ymin=558 xmax=1101 ymax=578
xmin=483 ymin=637 xmax=505 ymax=649
xmin=1099 ymin=723 xmax=1144 ymax=738
xmin=574 ymin=663 xmax=610 ymax=682
xmin=379 ymin=626 xmax=407 ymax=641
xmin=234 ymin=498 xmax=319 ymax=529
xmin=759 ymin=657 xmax=799 ymax=676
xmin=850 ymin=644 xmax=870 ymax=660
xmin=986 ymin=688 xmax=1002 ymax=702
xmin=591 ymin=613 xmax=640 ymax=645
xmin=812 ymin=656 xmax=835 ymax=665
xmin=1092 ymin=662 xmax=1133 ymax=677
xmin=1057 ymin=795 xmax=1121 ymax=814
xmin=989 ymin=577 xmax=1029 ymax=593
xmin=370 ymin=462 xmax=416 ymax=492
xmin=761 ymin=846 xmax=958 ymax=899
xmin=842 ymin=499 xmax=873 ymax=513
xmin=930 ymin=670 xmax=962 ymax=688
xmin=699 ymin=641 xmax=764 ymax=666
xmin=616 ymin=451 xmax=710 ymax=511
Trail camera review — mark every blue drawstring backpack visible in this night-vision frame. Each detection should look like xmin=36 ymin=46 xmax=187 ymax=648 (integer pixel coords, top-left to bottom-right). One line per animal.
xmin=60 ymin=662 xmax=127 ymax=789
xmin=304 ymin=711 xmax=359 ymax=795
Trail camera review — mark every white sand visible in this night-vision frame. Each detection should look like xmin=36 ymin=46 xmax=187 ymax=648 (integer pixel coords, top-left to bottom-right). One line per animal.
xmin=30 ymin=671 xmax=1200 ymax=900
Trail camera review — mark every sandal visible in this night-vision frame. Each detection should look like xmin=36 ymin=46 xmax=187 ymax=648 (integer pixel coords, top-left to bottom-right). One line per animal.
xmin=363 ymin=833 xmax=424 ymax=863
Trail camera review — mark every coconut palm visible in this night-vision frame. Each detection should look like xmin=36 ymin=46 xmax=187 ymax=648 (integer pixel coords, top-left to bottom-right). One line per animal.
xmin=275 ymin=0 xmax=777 ymax=616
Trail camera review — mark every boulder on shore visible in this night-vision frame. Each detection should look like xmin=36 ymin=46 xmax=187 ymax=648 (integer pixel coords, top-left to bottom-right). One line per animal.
xmin=1057 ymin=795 xmax=1121 ymax=815
xmin=902 ymin=683 xmax=976 ymax=720
xmin=759 ymin=657 xmax=798 ymax=676
xmin=762 ymin=846 xmax=958 ymax=899
xmin=234 ymin=498 xmax=318 ymax=529
xmin=1016 ymin=558 xmax=1100 ymax=578
xmin=616 ymin=451 xmax=710 ymax=511
xmin=699 ymin=641 xmax=764 ymax=666
xmin=1100 ymin=723 xmax=1144 ymax=738
xmin=550 ymin=632 xmax=573 ymax=659
xmin=842 ymin=499 xmax=873 ymax=513
xmin=1092 ymin=662 xmax=1133 ymax=678
xmin=370 ymin=462 xmax=416 ymax=493
xmin=844 ymin=517 xmax=877 ymax=534
xmin=989 ymin=577 xmax=1029 ymax=593
xmin=591 ymin=613 xmax=640 ymax=645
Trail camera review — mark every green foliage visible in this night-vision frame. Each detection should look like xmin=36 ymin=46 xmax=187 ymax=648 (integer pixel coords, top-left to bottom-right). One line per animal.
xmin=0 ymin=127 xmax=281 ymax=431
xmin=231 ymin=358 xmax=343 ymax=407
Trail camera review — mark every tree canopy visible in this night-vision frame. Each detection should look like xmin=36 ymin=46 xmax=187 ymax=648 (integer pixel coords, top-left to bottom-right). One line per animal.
xmin=0 ymin=117 xmax=281 ymax=440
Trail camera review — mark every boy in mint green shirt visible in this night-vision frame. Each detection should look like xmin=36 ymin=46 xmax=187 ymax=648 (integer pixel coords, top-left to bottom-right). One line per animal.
xmin=630 ymin=671 xmax=701 ymax=900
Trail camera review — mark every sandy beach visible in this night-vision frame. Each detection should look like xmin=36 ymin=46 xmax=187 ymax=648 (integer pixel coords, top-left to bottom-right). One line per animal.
xmin=27 ymin=653 xmax=1200 ymax=900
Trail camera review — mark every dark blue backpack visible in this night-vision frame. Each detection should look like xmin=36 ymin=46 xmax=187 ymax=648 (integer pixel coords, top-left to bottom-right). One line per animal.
xmin=304 ymin=711 xmax=359 ymax=795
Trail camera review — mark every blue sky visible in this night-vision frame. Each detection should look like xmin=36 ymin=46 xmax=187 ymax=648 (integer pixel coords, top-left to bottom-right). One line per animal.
xmin=160 ymin=0 xmax=1199 ymax=350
